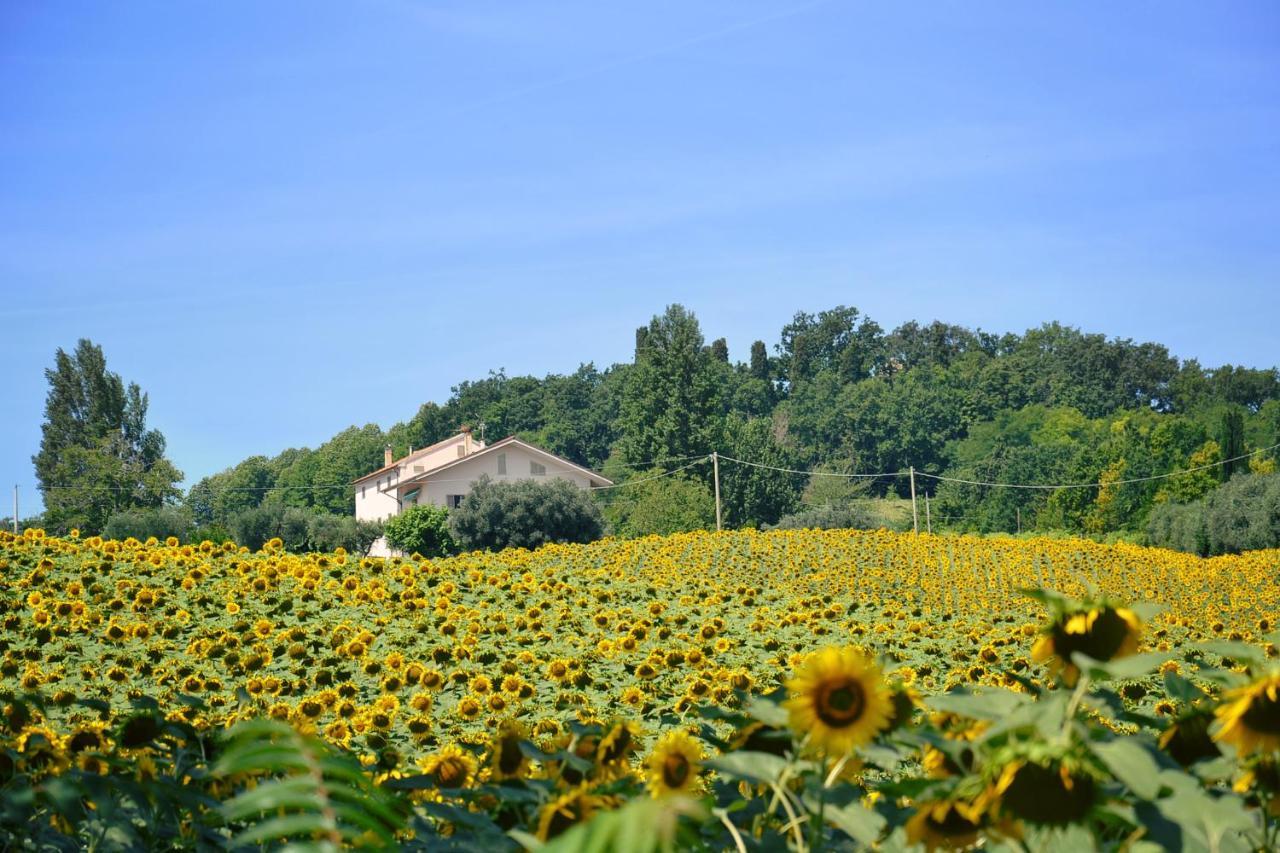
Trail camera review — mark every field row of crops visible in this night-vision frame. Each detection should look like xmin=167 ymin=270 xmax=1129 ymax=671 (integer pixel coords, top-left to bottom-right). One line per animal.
xmin=1 ymin=527 xmax=1278 ymax=849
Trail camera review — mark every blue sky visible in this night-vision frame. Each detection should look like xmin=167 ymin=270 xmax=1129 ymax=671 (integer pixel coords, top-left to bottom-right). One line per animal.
xmin=2 ymin=1 xmax=1278 ymax=512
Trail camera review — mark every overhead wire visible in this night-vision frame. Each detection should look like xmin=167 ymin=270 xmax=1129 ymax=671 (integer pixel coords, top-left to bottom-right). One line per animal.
xmin=590 ymin=457 xmax=709 ymax=491
xmin=715 ymin=454 xmax=903 ymax=479
xmin=913 ymin=442 xmax=1280 ymax=490
xmin=20 ymin=441 xmax=1280 ymax=496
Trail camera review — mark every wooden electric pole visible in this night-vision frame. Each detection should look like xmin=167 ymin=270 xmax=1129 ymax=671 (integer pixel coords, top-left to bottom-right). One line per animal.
xmin=909 ymin=466 xmax=919 ymax=534
xmin=711 ymin=452 xmax=722 ymax=532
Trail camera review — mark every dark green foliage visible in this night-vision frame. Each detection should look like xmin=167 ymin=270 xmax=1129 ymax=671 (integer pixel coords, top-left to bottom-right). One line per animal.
xmin=179 ymin=303 xmax=1279 ymax=540
xmin=717 ymin=415 xmax=804 ymax=528
xmin=384 ymin=504 xmax=456 ymax=557
xmin=1147 ymin=471 xmax=1280 ymax=555
xmin=34 ymin=339 xmax=183 ymax=534
xmin=215 ymin=718 xmax=408 ymax=849
xmin=616 ymin=305 xmax=724 ymax=467
xmin=226 ymin=502 xmax=382 ymax=554
xmin=0 ymin=692 xmax=225 ymax=849
xmin=601 ymin=470 xmax=714 ymax=538
xmin=1217 ymin=407 xmax=1246 ymax=480
xmin=778 ymin=305 xmax=884 ymax=385
xmin=448 ymin=477 xmax=604 ymax=552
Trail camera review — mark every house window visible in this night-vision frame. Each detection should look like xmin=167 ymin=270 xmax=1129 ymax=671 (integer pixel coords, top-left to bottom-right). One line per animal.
xmin=446 ymin=494 xmax=464 ymax=509
xmin=497 ymin=453 xmax=507 ymax=475
xmin=530 ymin=461 xmax=546 ymax=476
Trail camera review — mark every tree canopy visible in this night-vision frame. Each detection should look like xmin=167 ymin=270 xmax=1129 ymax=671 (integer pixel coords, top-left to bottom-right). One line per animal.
xmin=34 ymin=339 xmax=183 ymax=533
xmin=54 ymin=304 xmax=1276 ymax=541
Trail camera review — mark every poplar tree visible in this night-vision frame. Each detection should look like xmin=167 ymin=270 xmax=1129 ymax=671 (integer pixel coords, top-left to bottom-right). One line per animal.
xmin=33 ymin=339 xmax=182 ymax=533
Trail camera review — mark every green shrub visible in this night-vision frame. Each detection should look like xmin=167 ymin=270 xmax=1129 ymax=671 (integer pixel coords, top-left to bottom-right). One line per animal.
xmin=767 ymin=503 xmax=881 ymax=531
xmin=1147 ymin=471 xmax=1280 ymax=555
xmin=601 ymin=472 xmax=713 ymax=538
xmin=449 ymin=477 xmax=604 ymax=552
xmin=225 ymin=504 xmax=382 ymax=553
xmin=383 ymin=504 xmax=455 ymax=558
xmin=103 ymin=506 xmax=193 ymax=542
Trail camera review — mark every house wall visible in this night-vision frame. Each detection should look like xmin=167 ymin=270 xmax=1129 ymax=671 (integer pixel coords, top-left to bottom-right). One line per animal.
xmin=417 ymin=445 xmax=596 ymax=508
xmin=353 ymin=434 xmax=486 ymax=521
xmin=402 ymin=434 xmax=484 ymax=477
xmin=354 ymin=471 xmax=402 ymax=522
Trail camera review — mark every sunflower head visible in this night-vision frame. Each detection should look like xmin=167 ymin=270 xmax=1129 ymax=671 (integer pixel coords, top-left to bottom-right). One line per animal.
xmin=1214 ymin=670 xmax=1280 ymax=757
xmin=489 ymin=719 xmax=530 ymax=781
xmin=1233 ymin=755 xmax=1280 ymax=817
xmin=1158 ymin=705 xmax=1222 ymax=767
xmin=421 ymin=743 xmax=476 ymax=790
xmin=597 ymin=720 xmax=643 ymax=768
xmin=783 ymin=646 xmax=891 ymax=755
xmin=536 ymin=784 xmax=601 ymax=841
xmin=728 ymin=721 xmax=792 ymax=757
xmin=905 ymin=795 xmax=1015 ymax=853
xmin=989 ymin=753 xmax=1099 ymax=826
xmin=645 ymin=730 xmax=703 ymax=798
xmin=1030 ymin=598 xmax=1141 ymax=687
xmin=885 ymin=681 xmax=922 ymax=732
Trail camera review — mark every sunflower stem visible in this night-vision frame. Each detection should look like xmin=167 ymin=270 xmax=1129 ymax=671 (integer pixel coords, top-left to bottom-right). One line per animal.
xmin=809 ymin=752 xmax=828 ymax=851
xmin=769 ymin=777 xmax=808 ymax=852
xmin=823 ymin=753 xmax=852 ymax=788
xmin=714 ymin=807 xmax=749 ymax=853
xmin=1061 ymin=673 xmax=1090 ymax=741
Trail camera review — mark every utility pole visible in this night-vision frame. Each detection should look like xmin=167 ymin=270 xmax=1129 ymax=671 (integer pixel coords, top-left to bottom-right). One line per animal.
xmin=925 ymin=493 xmax=932 ymax=534
xmin=909 ymin=466 xmax=919 ymax=534
xmin=12 ymin=485 xmax=17 ymax=534
xmin=1016 ymin=508 xmax=1022 ymax=535
xmin=711 ymin=452 xmax=722 ymax=532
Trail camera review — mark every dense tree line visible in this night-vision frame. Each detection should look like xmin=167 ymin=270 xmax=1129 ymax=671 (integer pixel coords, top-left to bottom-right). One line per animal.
xmin=33 ymin=306 xmax=1280 ymax=544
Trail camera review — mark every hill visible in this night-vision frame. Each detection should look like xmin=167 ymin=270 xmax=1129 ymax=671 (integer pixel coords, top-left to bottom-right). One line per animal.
xmin=184 ymin=304 xmax=1280 ymax=544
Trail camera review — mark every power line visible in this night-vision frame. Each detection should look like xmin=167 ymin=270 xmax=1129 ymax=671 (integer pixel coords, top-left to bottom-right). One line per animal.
xmin=715 ymin=455 xmax=903 ymax=479
xmin=590 ymin=457 xmax=710 ymax=491
xmin=604 ymin=453 xmax=712 ymax=470
xmin=19 ymin=441 xmax=1279 ymax=497
xmin=914 ymin=442 xmax=1280 ymax=491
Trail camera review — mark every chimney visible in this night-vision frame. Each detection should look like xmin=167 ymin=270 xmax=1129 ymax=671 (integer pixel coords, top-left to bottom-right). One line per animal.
xmin=460 ymin=425 xmax=472 ymax=455
xmin=384 ymin=444 xmax=393 ymax=467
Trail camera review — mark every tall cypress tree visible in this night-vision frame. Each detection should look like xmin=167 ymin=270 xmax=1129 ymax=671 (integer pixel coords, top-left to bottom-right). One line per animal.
xmin=1216 ymin=407 xmax=1246 ymax=481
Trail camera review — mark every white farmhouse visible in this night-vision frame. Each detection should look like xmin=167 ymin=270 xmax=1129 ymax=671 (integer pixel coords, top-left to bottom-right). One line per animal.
xmin=353 ymin=427 xmax=612 ymax=555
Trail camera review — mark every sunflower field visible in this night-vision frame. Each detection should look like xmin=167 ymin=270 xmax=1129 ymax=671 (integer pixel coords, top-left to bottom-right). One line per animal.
xmin=1 ymin=526 xmax=1278 ymax=850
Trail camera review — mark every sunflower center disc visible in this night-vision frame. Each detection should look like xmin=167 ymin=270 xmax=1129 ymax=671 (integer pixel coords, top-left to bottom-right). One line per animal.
xmin=1241 ymin=691 xmax=1280 ymax=734
xmin=817 ymin=679 xmax=866 ymax=726
xmin=663 ymin=754 xmax=690 ymax=788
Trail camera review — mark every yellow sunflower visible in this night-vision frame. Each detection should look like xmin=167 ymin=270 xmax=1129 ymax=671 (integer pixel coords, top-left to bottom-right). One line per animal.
xmin=904 ymin=797 xmax=990 ymax=852
xmin=420 ymin=743 xmax=476 ymax=790
xmin=1214 ymin=670 xmax=1280 ymax=756
xmin=1157 ymin=706 xmax=1221 ymax=766
xmin=1233 ymin=756 xmax=1280 ymax=817
xmin=597 ymin=719 xmax=643 ymax=768
xmin=783 ymin=646 xmax=891 ymax=755
xmin=536 ymin=784 xmax=601 ymax=841
xmin=489 ymin=719 xmax=530 ymax=781
xmin=1031 ymin=606 xmax=1141 ymax=687
xmin=987 ymin=757 xmax=1098 ymax=826
xmin=645 ymin=730 xmax=703 ymax=798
